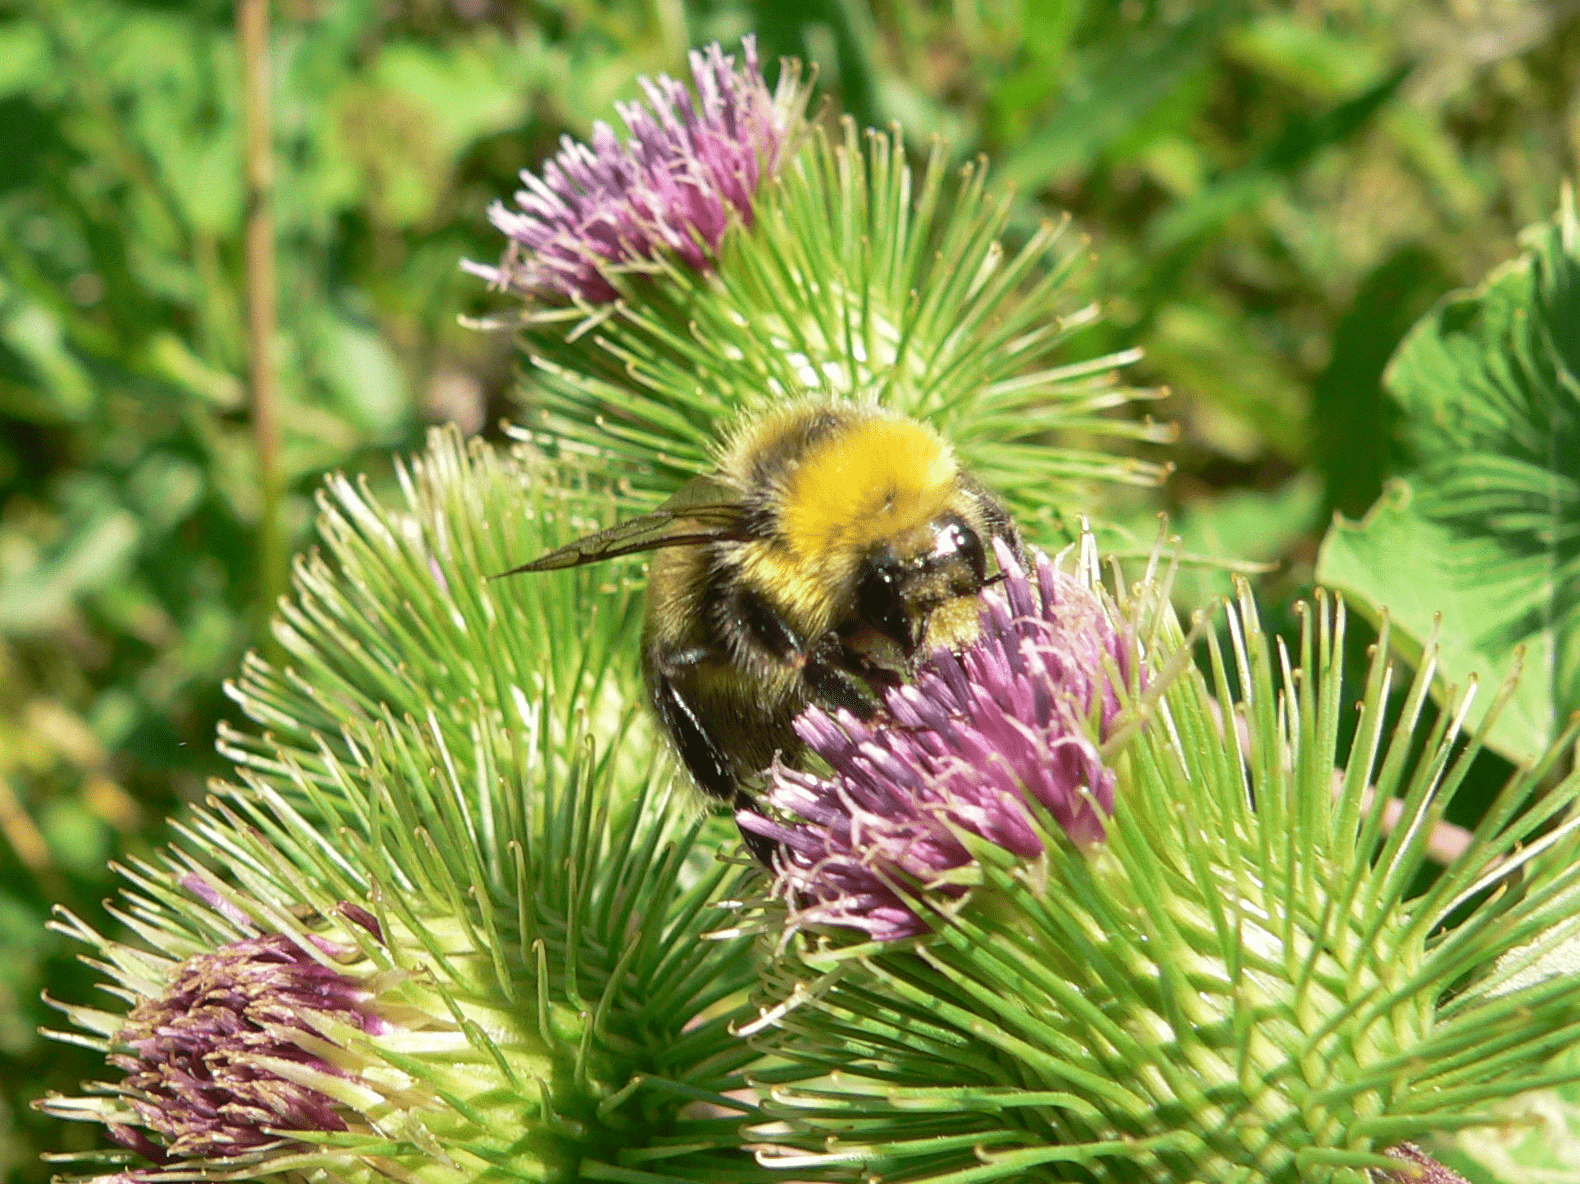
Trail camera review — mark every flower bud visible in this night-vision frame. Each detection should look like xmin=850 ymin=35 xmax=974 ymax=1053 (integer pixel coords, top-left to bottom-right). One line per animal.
xmin=43 ymin=887 xmax=566 ymax=1184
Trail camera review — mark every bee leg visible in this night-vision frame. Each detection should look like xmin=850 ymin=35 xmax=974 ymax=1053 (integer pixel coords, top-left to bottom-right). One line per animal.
xmin=801 ymin=656 xmax=879 ymax=721
xmin=650 ymin=669 xmax=736 ymax=803
xmin=650 ymin=669 xmax=780 ymax=868
xmin=721 ymin=589 xmax=876 ymax=726
xmin=730 ymin=588 xmax=878 ymax=722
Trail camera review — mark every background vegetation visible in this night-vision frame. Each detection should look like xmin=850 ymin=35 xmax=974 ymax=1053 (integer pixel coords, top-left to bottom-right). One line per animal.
xmin=3 ymin=0 xmax=1578 ymax=1179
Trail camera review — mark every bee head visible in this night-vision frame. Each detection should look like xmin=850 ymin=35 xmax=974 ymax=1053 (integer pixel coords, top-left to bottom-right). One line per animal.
xmin=856 ymin=513 xmax=988 ymax=655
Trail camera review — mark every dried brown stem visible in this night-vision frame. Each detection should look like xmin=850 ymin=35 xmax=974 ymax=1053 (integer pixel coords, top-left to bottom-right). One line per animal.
xmin=238 ymin=0 xmax=285 ymax=633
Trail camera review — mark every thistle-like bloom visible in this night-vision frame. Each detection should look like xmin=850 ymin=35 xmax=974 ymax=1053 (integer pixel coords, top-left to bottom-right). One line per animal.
xmin=103 ymin=912 xmax=385 ymax=1165
xmin=466 ymin=37 xmax=808 ymax=303
xmin=742 ymin=544 xmax=1130 ymax=940
xmin=42 ymin=437 xmax=770 ymax=1184
xmin=749 ymin=564 xmax=1580 ymax=1183
xmin=42 ymin=889 xmax=447 ymax=1182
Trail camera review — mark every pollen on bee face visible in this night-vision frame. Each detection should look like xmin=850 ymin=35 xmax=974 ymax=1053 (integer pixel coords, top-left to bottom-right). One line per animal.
xmin=782 ymin=417 xmax=958 ymax=559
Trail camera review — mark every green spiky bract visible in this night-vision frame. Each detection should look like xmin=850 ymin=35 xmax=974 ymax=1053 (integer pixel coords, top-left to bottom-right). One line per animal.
xmin=42 ymin=429 xmax=769 ymax=1184
xmin=747 ymin=574 xmax=1580 ymax=1184
xmin=516 ymin=120 xmax=1173 ymax=526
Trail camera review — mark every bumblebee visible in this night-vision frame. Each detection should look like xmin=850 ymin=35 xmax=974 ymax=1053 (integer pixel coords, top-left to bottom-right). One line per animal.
xmin=506 ymin=401 xmax=1021 ymax=847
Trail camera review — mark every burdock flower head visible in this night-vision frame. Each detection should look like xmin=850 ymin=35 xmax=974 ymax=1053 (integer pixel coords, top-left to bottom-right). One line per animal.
xmin=748 ymin=549 xmax=1580 ymax=1182
xmin=102 ymin=905 xmax=388 ymax=1165
xmin=41 ymin=881 xmax=455 ymax=1182
xmin=467 ymin=37 xmax=810 ymax=304
xmin=742 ymin=542 xmax=1133 ymax=940
xmin=41 ymin=437 xmax=770 ymax=1184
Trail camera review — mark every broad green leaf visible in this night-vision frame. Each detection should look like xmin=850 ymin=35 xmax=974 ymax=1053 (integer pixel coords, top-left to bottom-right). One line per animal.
xmin=1317 ymin=193 xmax=1580 ymax=763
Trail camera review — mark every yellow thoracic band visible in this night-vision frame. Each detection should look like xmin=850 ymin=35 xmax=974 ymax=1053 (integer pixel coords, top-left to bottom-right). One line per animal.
xmin=780 ymin=416 xmax=957 ymax=561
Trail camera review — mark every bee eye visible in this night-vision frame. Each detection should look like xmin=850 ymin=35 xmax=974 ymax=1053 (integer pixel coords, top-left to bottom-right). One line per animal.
xmin=932 ymin=517 xmax=987 ymax=592
xmin=953 ymin=523 xmax=987 ymax=588
xmin=857 ymin=559 xmax=913 ymax=653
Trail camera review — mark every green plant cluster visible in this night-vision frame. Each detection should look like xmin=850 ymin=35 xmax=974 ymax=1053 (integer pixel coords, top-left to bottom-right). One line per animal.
xmin=4 ymin=2 xmax=1580 ymax=1183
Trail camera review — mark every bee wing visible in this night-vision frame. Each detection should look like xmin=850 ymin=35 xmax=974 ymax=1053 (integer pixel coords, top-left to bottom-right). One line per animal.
xmin=495 ymin=501 xmax=749 ymax=576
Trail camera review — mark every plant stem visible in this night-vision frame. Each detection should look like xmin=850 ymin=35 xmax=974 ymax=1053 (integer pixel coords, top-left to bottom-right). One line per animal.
xmin=238 ymin=0 xmax=285 ymax=642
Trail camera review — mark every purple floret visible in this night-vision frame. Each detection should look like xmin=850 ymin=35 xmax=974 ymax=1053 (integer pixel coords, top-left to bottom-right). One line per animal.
xmin=466 ymin=38 xmax=806 ymax=303
xmin=107 ymin=929 xmax=385 ymax=1165
xmin=741 ymin=544 xmax=1133 ymax=941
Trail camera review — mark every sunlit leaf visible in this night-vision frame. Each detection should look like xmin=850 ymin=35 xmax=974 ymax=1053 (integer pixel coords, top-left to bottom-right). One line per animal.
xmin=1318 ymin=192 xmax=1580 ymax=763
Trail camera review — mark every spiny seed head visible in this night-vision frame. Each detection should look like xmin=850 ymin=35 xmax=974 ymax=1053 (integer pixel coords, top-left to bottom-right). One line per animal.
xmin=41 ymin=891 xmax=447 ymax=1183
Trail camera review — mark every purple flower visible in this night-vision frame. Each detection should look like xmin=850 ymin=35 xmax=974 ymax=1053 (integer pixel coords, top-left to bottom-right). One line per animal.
xmin=466 ymin=37 xmax=808 ymax=304
xmin=741 ymin=544 xmax=1132 ymax=941
xmin=104 ymin=915 xmax=387 ymax=1166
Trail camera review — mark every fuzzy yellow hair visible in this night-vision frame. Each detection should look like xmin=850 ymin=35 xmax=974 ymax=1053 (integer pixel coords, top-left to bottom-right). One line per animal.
xmin=780 ymin=415 xmax=957 ymax=561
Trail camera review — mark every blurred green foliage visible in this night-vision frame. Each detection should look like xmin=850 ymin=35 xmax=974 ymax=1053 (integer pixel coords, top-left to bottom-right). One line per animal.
xmin=2 ymin=0 xmax=1578 ymax=1180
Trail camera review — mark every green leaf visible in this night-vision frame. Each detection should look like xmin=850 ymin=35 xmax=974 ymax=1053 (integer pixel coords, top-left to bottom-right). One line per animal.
xmin=1317 ymin=193 xmax=1580 ymax=764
